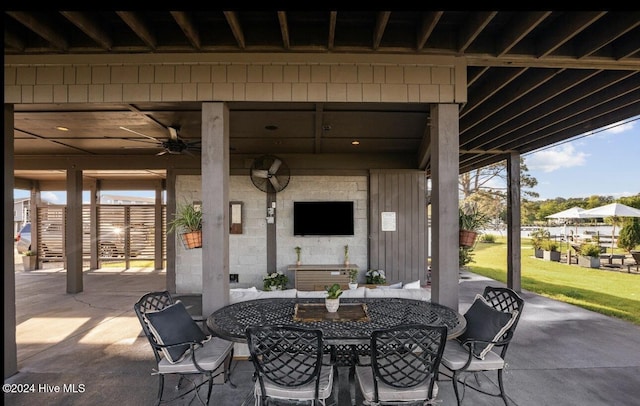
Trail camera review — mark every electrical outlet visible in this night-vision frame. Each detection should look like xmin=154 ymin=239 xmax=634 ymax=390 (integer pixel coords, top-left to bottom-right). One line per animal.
xmin=229 ymin=274 xmax=239 ymax=283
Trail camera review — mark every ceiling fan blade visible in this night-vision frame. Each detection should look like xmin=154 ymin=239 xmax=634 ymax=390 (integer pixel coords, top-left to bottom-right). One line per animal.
xmin=252 ymin=169 xmax=269 ymax=178
xmin=268 ymin=158 xmax=282 ymax=174
xmin=119 ymin=126 xmax=162 ymax=142
xmin=269 ymin=176 xmax=281 ymax=191
xmin=168 ymin=127 xmax=179 ymax=141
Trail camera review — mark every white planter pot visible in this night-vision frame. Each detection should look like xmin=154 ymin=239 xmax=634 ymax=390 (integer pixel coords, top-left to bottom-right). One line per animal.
xmin=325 ymin=298 xmax=340 ymax=313
xmin=348 ymin=283 xmax=358 ymax=290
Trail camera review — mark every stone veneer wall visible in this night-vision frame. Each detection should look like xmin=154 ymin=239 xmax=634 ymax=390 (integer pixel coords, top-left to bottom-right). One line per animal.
xmin=174 ymin=174 xmax=367 ymax=294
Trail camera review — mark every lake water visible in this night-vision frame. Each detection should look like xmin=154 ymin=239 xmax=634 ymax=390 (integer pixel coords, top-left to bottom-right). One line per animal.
xmin=518 ymin=225 xmax=616 ymax=239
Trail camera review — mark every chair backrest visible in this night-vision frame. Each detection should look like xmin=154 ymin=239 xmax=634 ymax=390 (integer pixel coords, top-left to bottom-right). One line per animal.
xmin=246 ymin=325 xmax=324 ymax=399
xmin=631 ymin=251 xmax=640 ymax=264
xmin=134 ymin=291 xmax=174 ymax=362
xmin=481 ymin=286 xmax=525 ymax=356
xmin=370 ymin=324 xmax=447 ymax=400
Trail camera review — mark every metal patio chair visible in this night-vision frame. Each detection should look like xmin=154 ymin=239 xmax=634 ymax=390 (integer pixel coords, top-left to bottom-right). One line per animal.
xmin=134 ymin=290 xmax=235 ymax=405
xmin=440 ymin=286 xmax=524 ymax=406
xmin=246 ymin=325 xmax=337 ymax=406
xmin=355 ymin=324 xmax=448 ymax=405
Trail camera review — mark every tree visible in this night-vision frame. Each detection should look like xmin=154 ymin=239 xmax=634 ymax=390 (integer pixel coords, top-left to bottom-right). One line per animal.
xmin=618 ymin=218 xmax=640 ymax=252
xmin=459 ymin=158 xmax=538 ymax=227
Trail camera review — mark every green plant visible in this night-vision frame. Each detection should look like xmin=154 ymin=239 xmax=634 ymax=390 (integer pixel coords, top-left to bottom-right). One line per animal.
xmin=530 ymin=228 xmax=551 ymax=250
xmin=263 ymin=272 xmax=288 ymax=290
xmin=580 ymin=243 xmax=602 ymax=258
xmin=348 ymin=268 xmax=358 ymax=283
xmin=459 ymin=205 xmax=491 ymax=232
xmin=294 ymin=246 xmax=302 ymax=262
xmin=617 ymin=218 xmax=640 ymax=252
xmin=365 ymin=269 xmax=386 ymax=284
xmin=460 ymin=247 xmax=475 ymax=266
xmin=479 ymin=234 xmax=497 ymax=243
xmin=167 ymin=201 xmax=202 ymax=234
xmin=344 ymin=245 xmax=349 ymax=262
xmin=22 ymin=250 xmax=36 ymax=256
xmin=541 ymin=240 xmax=559 ymax=252
xmin=325 ymin=283 xmax=343 ymax=299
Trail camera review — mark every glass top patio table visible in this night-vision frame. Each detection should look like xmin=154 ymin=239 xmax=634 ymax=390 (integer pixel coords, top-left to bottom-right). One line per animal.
xmin=206 ymin=297 xmax=466 ymax=344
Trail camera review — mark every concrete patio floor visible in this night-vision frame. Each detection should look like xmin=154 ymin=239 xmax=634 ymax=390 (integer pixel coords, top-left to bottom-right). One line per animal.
xmin=4 ymin=261 xmax=640 ymax=405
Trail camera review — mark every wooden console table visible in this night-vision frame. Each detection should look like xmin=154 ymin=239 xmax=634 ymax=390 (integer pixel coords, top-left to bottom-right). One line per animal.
xmin=289 ymin=264 xmax=359 ymax=291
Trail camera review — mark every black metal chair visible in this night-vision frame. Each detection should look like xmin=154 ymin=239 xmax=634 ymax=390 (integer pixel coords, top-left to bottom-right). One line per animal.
xmin=246 ymin=325 xmax=337 ymax=406
xmin=355 ymin=324 xmax=448 ymax=405
xmin=440 ymin=286 xmax=525 ymax=406
xmin=134 ymin=291 xmax=235 ymax=405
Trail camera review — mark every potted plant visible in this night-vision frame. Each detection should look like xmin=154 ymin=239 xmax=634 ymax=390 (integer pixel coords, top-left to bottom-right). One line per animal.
xmin=21 ymin=250 xmax=37 ymax=271
xmin=348 ymin=268 xmax=359 ymax=290
xmin=365 ymin=269 xmax=386 ymax=285
xmin=167 ymin=201 xmax=203 ymax=249
xmin=542 ymin=240 xmax=561 ymax=262
xmin=294 ymin=246 xmax=302 ymax=265
xmin=344 ymin=244 xmax=350 ymax=266
xmin=263 ymin=272 xmax=288 ymax=291
xmin=578 ymin=243 xmax=601 ymax=268
xmin=324 ymin=283 xmax=343 ymax=313
xmin=459 ymin=205 xmax=490 ymax=248
xmin=530 ymin=228 xmax=550 ymax=259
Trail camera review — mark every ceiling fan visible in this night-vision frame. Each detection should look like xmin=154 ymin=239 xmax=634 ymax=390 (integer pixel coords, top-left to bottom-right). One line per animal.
xmin=119 ymin=126 xmax=201 ymax=156
xmin=250 ymin=155 xmax=291 ymax=193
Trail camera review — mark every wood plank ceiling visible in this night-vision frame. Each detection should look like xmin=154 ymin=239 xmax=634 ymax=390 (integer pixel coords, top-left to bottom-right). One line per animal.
xmin=6 ymin=11 xmax=640 ymax=183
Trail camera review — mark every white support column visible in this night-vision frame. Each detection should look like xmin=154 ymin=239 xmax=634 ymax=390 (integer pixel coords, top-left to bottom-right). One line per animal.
xmin=430 ymin=104 xmax=460 ymax=311
xmin=201 ymin=103 xmax=230 ymax=317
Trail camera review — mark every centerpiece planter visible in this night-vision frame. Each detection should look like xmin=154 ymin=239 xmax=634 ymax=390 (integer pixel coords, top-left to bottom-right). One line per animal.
xmin=325 ymin=283 xmax=343 ymax=313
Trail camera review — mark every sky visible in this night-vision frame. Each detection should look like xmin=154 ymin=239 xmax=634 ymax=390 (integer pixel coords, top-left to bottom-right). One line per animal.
xmin=14 ymin=115 xmax=640 ymax=203
xmin=523 ymin=114 xmax=640 ymax=200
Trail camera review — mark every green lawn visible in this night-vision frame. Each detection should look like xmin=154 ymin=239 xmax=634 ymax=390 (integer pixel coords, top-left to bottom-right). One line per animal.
xmin=467 ymin=237 xmax=640 ymax=325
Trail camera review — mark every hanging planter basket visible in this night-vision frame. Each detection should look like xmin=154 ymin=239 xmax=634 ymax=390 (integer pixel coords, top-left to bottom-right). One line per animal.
xmin=180 ymin=231 xmax=202 ymax=249
xmin=459 ymin=229 xmax=478 ymax=248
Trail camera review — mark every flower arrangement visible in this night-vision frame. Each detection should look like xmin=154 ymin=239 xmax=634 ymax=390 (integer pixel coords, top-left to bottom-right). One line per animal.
xmin=348 ymin=268 xmax=358 ymax=283
xmin=22 ymin=250 xmax=36 ymax=256
xmin=365 ymin=269 xmax=386 ymax=285
xmin=344 ymin=244 xmax=349 ymax=264
xmin=263 ymin=272 xmax=288 ymax=291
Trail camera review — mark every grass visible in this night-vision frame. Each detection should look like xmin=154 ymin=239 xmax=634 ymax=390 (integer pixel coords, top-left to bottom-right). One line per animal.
xmin=467 ymin=236 xmax=640 ymax=325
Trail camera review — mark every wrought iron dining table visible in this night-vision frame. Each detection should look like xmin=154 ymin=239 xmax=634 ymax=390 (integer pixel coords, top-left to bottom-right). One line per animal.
xmin=207 ymin=297 xmax=465 ymax=405
xmin=206 ymin=297 xmax=466 ymax=344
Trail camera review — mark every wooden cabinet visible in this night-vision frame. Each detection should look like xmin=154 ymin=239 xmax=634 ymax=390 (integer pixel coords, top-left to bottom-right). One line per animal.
xmin=289 ymin=264 xmax=359 ymax=291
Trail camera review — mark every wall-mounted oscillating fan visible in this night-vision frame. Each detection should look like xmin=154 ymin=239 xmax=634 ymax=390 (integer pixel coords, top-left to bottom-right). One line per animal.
xmin=250 ymin=155 xmax=290 ymax=193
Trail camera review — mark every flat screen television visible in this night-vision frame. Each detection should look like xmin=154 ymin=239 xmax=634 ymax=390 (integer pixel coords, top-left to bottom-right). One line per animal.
xmin=293 ymin=201 xmax=354 ymax=236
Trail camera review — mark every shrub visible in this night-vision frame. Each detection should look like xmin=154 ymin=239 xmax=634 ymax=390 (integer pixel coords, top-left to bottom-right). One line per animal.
xmin=618 ymin=218 xmax=640 ymax=252
xmin=580 ymin=243 xmax=602 ymax=258
xmin=542 ymin=240 xmax=559 ymax=252
xmin=479 ymin=234 xmax=497 ymax=243
xmin=460 ymin=247 xmax=475 ymax=266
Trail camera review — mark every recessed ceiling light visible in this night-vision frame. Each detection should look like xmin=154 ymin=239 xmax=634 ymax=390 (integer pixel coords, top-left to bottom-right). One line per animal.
xmin=351 ymin=140 xmax=360 ymax=145
xmin=55 ymin=126 xmax=69 ymax=131
xmin=265 ymin=125 xmax=278 ymax=131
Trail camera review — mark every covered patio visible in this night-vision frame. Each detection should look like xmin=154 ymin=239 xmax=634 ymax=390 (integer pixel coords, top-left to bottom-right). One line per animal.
xmin=5 ymin=10 xmax=640 ymax=383
xmin=5 ymin=264 xmax=640 ymax=405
